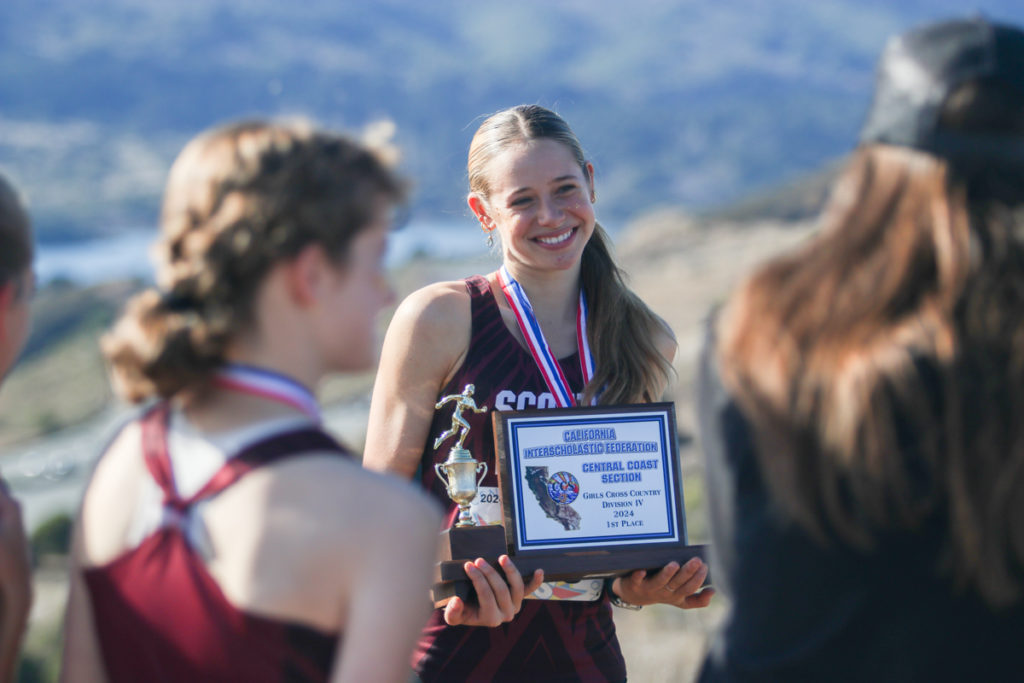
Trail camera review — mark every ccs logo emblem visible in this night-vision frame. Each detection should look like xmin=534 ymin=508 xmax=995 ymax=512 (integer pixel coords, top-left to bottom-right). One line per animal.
xmin=546 ymin=471 xmax=580 ymax=505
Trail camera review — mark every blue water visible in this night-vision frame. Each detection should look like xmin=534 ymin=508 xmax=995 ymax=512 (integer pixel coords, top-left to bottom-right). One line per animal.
xmin=35 ymin=221 xmax=484 ymax=285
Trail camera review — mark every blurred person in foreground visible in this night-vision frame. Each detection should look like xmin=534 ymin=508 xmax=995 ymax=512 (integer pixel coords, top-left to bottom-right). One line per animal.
xmin=0 ymin=174 xmax=34 ymax=682
xmin=698 ymin=17 xmax=1024 ymax=682
xmin=59 ymin=120 xmax=441 ymax=683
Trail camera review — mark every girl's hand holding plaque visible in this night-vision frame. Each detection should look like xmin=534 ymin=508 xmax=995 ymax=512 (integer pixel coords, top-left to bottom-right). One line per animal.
xmin=443 ymin=556 xmax=544 ymax=628
xmin=609 ymin=557 xmax=714 ymax=610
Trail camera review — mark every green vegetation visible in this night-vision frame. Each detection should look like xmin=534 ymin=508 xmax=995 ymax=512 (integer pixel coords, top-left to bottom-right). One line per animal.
xmin=30 ymin=514 xmax=74 ymax=565
xmin=19 ymin=604 xmax=63 ymax=683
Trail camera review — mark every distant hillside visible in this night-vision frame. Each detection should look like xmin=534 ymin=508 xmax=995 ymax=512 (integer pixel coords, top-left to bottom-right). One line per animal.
xmin=2 ymin=1 xmax=1023 ymax=242
xmin=0 ymin=281 xmax=131 ymax=447
xmin=705 ymin=160 xmax=843 ymax=224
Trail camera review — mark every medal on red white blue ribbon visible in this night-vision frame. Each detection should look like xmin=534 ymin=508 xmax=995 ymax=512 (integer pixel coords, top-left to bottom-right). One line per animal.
xmin=497 ymin=265 xmax=595 ymax=407
xmin=212 ymin=364 xmax=321 ymax=422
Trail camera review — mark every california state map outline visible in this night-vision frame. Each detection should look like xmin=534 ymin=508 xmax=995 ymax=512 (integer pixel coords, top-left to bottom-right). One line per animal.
xmin=525 ymin=466 xmax=582 ymax=531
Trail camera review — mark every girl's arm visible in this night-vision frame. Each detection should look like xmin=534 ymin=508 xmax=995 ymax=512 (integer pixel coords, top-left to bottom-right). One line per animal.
xmin=364 ymin=281 xmax=471 ymax=478
xmin=59 ymin=425 xmax=141 ymax=683
xmin=59 ymin=521 xmax=109 ymax=683
xmin=329 ymin=475 xmax=441 ymax=683
xmin=362 ymin=279 xmax=543 ymax=626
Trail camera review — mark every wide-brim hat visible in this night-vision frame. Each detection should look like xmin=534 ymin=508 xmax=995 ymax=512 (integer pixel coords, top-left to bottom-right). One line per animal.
xmin=859 ymin=17 xmax=1024 ymax=166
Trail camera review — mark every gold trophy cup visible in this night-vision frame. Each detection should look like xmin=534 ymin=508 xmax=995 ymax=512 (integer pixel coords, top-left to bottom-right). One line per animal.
xmin=435 ymin=451 xmax=487 ymax=527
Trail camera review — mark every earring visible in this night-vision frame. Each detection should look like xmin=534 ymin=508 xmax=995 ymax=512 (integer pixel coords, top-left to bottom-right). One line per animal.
xmin=591 ymin=191 xmax=597 ymax=203
xmin=479 ymin=217 xmax=496 ymax=248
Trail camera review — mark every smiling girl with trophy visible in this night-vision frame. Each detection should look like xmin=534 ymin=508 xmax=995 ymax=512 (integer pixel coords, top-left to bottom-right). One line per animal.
xmin=365 ymin=105 xmax=712 ymax=682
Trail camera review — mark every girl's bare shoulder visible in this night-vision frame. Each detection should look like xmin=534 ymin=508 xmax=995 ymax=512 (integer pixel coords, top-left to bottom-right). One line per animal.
xmin=382 ymin=278 xmax=485 ymax=382
xmin=78 ymin=418 xmax=148 ymax=564
xmin=392 ymin=279 xmax=475 ymax=334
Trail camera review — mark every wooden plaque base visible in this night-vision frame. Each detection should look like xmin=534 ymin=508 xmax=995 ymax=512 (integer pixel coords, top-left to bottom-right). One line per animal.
xmin=432 ymin=531 xmax=708 ymax=606
xmin=437 ymin=524 xmax=507 ymax=562
xmin=432 ymin=524 xmax=507 ymax=606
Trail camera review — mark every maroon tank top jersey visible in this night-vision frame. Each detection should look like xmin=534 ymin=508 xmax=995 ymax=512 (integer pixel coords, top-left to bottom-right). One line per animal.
xmin=415 ymin=276 xmax=626 ymax=683
xmin=83 ymin=404 xmax=345 ymax=683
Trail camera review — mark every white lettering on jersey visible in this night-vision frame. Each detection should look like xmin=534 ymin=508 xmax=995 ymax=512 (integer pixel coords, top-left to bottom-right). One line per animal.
xmin=494 ymin=390 xmax=580 ymax=412
xmin=517 ymin=391 xmax=537 ymax=410
xmin=495 ymin=390 xmax=518 ymax=411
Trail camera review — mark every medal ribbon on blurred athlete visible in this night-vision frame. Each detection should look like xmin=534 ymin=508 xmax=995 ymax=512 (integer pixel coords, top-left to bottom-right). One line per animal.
xmin=212 ymin=364 xmax=321 ymax=422
xmin=498 ymin=265 xmax=595 ymax=407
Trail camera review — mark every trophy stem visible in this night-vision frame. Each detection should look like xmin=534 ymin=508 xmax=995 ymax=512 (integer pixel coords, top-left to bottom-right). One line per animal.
xmin=455 ymin=504 xmax=475 ymax=527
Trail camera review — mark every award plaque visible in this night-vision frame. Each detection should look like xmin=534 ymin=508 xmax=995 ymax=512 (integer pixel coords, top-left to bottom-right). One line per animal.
xmin=432 ymin=399 xmax=706 ymax=604
xmin=491 ymin=402 xmax=704 ymax=578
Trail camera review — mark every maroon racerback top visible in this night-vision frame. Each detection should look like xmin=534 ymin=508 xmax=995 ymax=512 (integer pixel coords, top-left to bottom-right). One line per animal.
xmin=83 ymin=404 xmax=347 ymax=683
xmin=414 ymin=276 xmax=625 ymax=683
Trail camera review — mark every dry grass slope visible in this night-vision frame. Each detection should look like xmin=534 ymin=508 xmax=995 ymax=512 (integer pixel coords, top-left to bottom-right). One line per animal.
xmin=0 ymin=281 xmax=136 ymax=448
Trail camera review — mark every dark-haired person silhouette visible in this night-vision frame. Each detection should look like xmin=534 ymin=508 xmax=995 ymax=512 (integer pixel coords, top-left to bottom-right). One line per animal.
xmin=700 ymin=17 xmax=1024 ymax=682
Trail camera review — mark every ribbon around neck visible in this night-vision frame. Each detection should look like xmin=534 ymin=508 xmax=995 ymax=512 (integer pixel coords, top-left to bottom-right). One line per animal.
xmin=212 ymin=364 xmax=321 ymax=422
xmin=497 ymin=266 xmax=595 ymax=408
